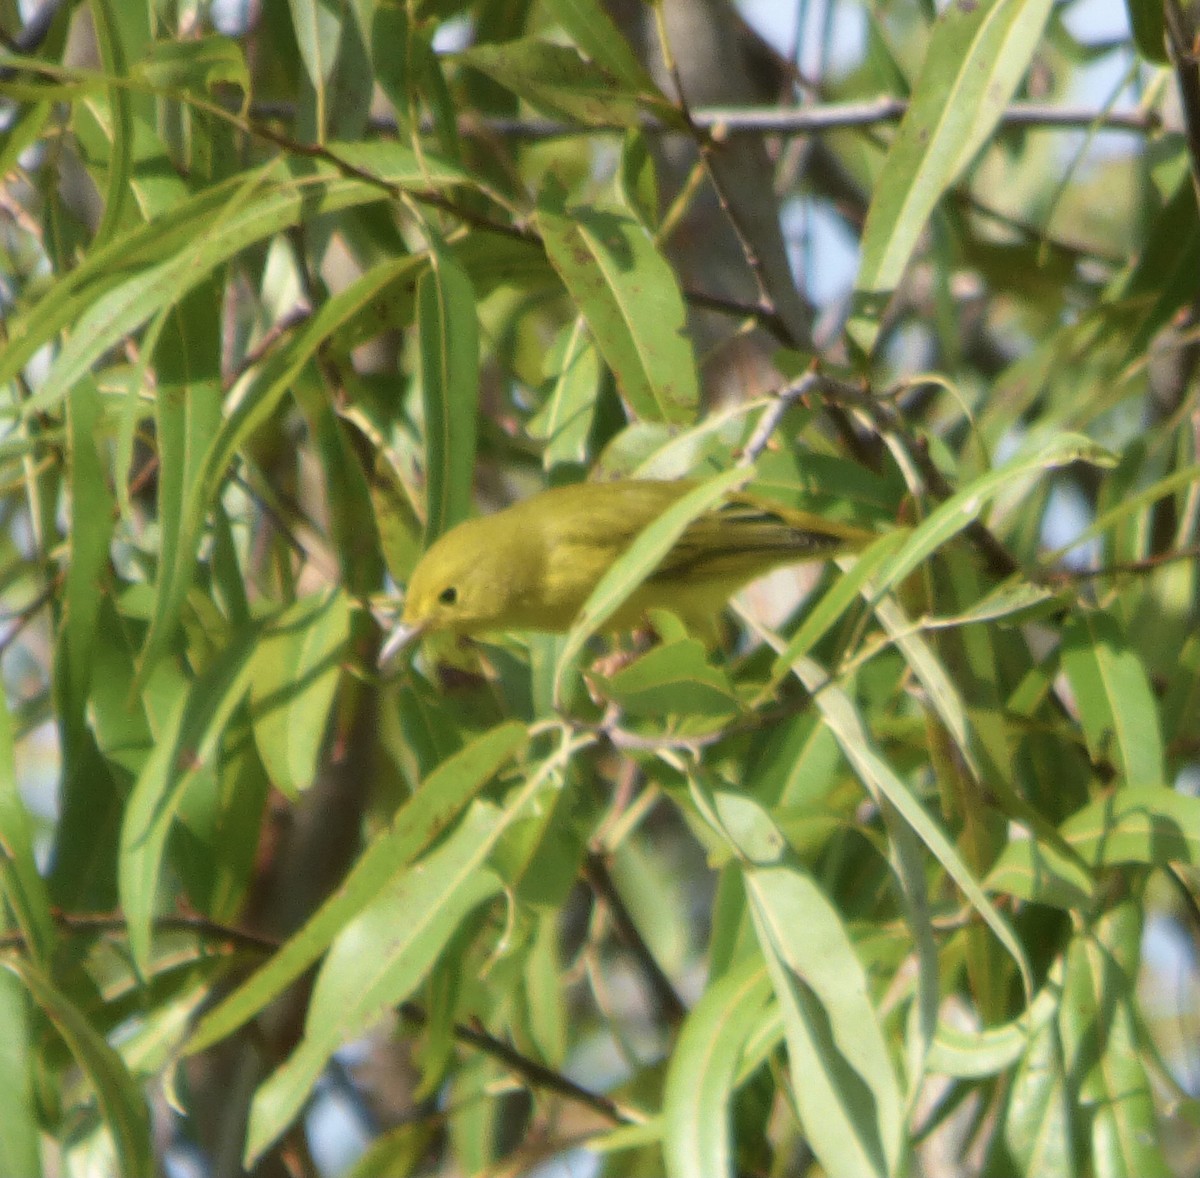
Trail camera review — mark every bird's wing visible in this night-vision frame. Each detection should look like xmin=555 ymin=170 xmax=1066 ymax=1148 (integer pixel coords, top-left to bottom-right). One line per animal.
xmin=650 ymin=497 xmax=856 ymax=585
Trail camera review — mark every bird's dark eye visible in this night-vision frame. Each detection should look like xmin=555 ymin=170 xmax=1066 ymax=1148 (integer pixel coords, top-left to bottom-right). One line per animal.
xmin=438 ymin=586 xmax=458 ymax=605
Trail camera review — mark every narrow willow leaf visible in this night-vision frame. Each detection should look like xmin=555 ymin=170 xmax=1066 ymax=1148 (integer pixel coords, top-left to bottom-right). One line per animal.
xmin=132 ymin=34 xmax=251 ymax=104
xmin=461 ymin=39 xmax=676 ymax=127
xmin=288 ymin=0 xmax=342 ymax=89
xmin=1064 ymin=904 xmax=1170 ymax=1177
xmin=541 ymin=0 xmax=662 ymax=92
xmin=1061 ymin=612 xmax=1165 ymax=786
xmin=138 ymin=286 xmax=222 ymax=688
xmin=0 ymin=967 xmax=38 ymax=1177
xmin=248 ymin=590 xmax=351 ymax=797
xmin=769 ymin=531 xmax=908 ymax=683
xmin=87 ymin=0 xmax=136 ymax=249
xmin=245 ymin=801 xmax=509 ymax=1164
xmin=5 ymin=147 xmax=468 ymax=415
xmin=876 ymin=432 xmax=1116 ymax=593
xmin=597 ymin=635 xmax=740 ymax=718
xmin=418 ymin=247 xmax=480 ymax=544
xmin=1005 ymin=961 xmax=1073 ymax=1176
xmin=119 ymin=635 xmax=260 ymax=975
xmin=850 ymin=0 xmax=1055 ymax=353
xmin=784 ymin=654 xmax=1033 ymax=1000
xmin=748 ymin=864 xmax=904 ymax=1178
xmin=662 ymin=958 xmax=773 ymax=1178
xmin=925 ymin=987 xmax=1058 ymax=1080
xmin=527 ymin=319 xmax=601 ymax=470
xmin=538 ymin=184 xmax=698 ymax=425
xmin=1125 ymin=0 xmax=1167 ymax=62
xmin=3 ymin=958 xmax=151 ymax=1178
xmin=1060 ymin=785 xmax=1200 ymax=868
xmin=0 ymin=689 xmax=54 ymax=964
xmin=984 ymin=836 xmax=1096 ymax=910
xmin=186 ymin=721 xmax=527 ymax=1054
xmin=55 ymin=372 xmax=114 ymax=869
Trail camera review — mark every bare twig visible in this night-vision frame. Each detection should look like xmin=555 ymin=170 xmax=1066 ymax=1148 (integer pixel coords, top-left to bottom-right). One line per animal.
xmin=248 ymin=100 xmax=1165 ymax=142
xmin=648 ymin=5 xmax=784 ymax=344
xmin=400 ymin=1003 xmax=639 ymax=1126
xmin=225 ymin=302 xmax=313 ymax=390
xmin=1045 ymin=543 xmax=1200 ymax=582
xmin=582 ymin=849 xmax=689 ymax=1028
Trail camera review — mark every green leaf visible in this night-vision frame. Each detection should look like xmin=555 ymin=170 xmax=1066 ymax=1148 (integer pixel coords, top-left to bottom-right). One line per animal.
xmin=984 ymin=836 xmax=1096 ymax=910
xmin=132 ymin=34 xmax=251 ymax=106
xmin=1005 ymin=961 xmax=1073 ymax=1176
xmin=597 ymin=635 xmax=740 ymax=717
xmin=3 ymin=958 xmax=152 ymax=1178
xmin=0 ymin=690 xmax=54 ymax=964
xmin=245 ymin=800 xmax=508 ymax=1164
xmin=876 ymin=432 xmax=1115 ymax=593
xmin=460 ymin=39 xmax=676 ymax=127
xmin=1062 ymin=903 xmax=1170 ymax=1177
xmin=850 ymin=0 xmax=1056 ymax=354
xmin=138 ymin=286 xmax=222 ymax=687
xmin=541 ymin=0 xmax=662 ymax=92
xmin=662 ymin=958 xmax=774 ymax=1178
xmin=87 ymin=0 xmax=137 ymax=248
xmin=527 ymin=319 xmax=602 ymax=471
xmin=926 ymin=985 xmax=1058 ymax=1079
xmin=0 ymin=967 xmax=39 ymax=1178
xmin=185 ymin=721 xmax=527 ymax=1054
xmin=1125 ymin=0 xmax=1168 ymax=63
xmin=3 ymin=146 xmax=468 ymax=417
xmin=782 ymin=654 xmax=1034 ymax=1000
xmin=537 ymin=184 xmax=698 ymax=425
xmin=288 ymin=0 xmax=343 ymax=89
xmin=118 ymin=634 xmax=260 ymax=975
xmin=1061 ymin=785 xmax=1200 ymax=868
xmin=748 ymin=863 xmax=904 ymax=1178
xmin=183 ymin=255 xmax=425 ymax=599
xmin=418 ymin=246 xmax=480 ymax=544
xmin=1061 ymin=612 xmax=1165 ymax=785
xmin=249 ymin=590 xmax=351 ymax=797
xmin=769 ymin=530 xmax=908 ymax=683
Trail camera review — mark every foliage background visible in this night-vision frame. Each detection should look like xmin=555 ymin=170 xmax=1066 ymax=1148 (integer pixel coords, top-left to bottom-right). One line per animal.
xmin=0 ymin=0 xmax=1198 ymax=1175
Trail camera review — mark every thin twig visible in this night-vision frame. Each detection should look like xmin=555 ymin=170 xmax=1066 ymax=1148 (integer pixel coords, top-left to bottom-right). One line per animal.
xmin=649 ymin=5 xmax=786 ymax=344
xmin=248 ymin=100 xmax=1165 ymax=142
xmin=1046 ymin=543 xmax=1200 ymax=582
xmin=400 ymin=1003 xmax=639 ymax=1126
xmin=738 ymin=368 xmax=825 ymax=465
xmin=582 ymin=850 xmax=689 ymax=1028
xmin=0 ymin=908 xmax=278 ymax=954
xmin=225 ymin=302 xmax=313 ymax=390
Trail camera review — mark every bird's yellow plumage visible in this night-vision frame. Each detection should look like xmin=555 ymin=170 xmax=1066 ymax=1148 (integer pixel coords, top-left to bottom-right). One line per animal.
xmin=385 ymin=479 xmax=873 ymax=655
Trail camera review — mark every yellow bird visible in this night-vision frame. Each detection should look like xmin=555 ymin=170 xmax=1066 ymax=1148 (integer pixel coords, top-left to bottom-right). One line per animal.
xmin=382 ymin=478 xmax=873 ymax=659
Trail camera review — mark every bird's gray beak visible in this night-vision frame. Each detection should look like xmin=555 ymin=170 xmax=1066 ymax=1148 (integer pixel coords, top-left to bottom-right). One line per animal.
xmin=378 ymin=618 xmax=426 ymax=670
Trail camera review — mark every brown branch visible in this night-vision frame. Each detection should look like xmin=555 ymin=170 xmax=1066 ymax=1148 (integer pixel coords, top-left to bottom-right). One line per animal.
xmin=400 ymin=1003 xmax=636 ymax=1126
xmin=1045 ymin=543 xmax=1200 ymax=582
xmin=1166 ymin=0 xmax=1200 ymax=205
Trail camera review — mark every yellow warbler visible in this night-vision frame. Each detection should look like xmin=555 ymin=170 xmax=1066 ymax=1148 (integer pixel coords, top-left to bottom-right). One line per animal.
xmin=383 ymin=478 xmax=873 ymax=658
